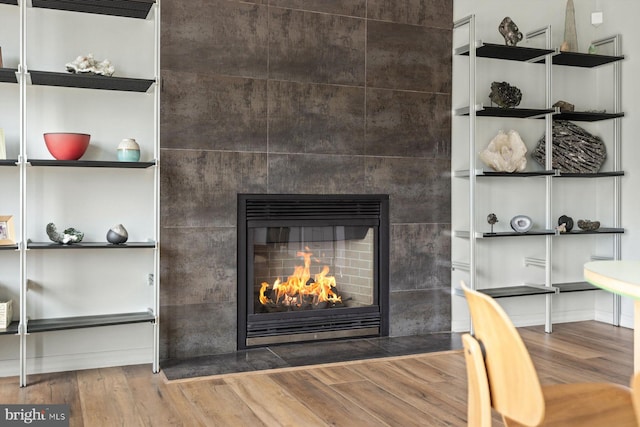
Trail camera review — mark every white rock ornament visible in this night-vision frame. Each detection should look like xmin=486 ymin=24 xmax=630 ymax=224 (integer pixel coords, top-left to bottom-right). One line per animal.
xmin=479 ymin=129 xmax=527 ymax=173
xmin=65 ymin=53 xmax=115 ymax=76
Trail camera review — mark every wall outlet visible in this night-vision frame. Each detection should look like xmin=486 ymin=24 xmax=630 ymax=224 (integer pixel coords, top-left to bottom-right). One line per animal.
xmin=591 ymin=11 xmax=603 ymax=26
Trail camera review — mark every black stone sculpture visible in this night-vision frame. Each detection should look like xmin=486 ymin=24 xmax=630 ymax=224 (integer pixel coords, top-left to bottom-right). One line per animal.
xmin=558 ymin=215 xmax=574 ymax=232
xmin=532 ymin=120 xmax=606 ymax=173
xmin=489 ymin=81 xmax=522 ymax=108
xmin=499 ymin=17 xmax=524 ymax=46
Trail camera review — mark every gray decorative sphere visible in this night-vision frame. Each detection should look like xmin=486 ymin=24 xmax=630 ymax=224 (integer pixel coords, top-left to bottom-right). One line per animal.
xmin=106 ymin=224 xmax=128 ymax=244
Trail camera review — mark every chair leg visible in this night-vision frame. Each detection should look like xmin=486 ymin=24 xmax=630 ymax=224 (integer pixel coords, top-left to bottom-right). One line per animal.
xmin=462 ymin=334 xmax=492 ymax=427
xmin=631 ymin=371 xmax=640 ymax=423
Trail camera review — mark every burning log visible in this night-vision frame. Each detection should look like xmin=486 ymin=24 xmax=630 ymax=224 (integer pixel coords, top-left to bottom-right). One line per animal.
xmin=259 ymin=248 xmax=345 ymax=311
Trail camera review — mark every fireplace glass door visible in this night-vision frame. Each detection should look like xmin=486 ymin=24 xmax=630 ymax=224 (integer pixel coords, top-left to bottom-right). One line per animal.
xmin=238 ymin=194 xmax=389 ymax=348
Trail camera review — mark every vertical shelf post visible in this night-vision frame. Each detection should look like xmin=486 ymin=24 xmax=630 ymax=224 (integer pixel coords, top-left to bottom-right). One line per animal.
xmin=152 ymin=0 xmax=161 ymax=374
xmin=453 ymin=14 xmax=477 ymax=288
xmin=18 ymin=0 xmax=28 ymax=388
xmin=526 ymin=26 xmax=554 ymax=333
xmin=591 ymin=35 xmax=622 ymax=326
xmin=453 ymin=14 xmax=476 ymax=333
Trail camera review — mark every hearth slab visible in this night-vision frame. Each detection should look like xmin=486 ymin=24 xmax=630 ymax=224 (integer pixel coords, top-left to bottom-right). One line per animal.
xmin=161 ymin=332 xmax=462 ymax=381
xmin=374 ymin=333 xmax=462 ymax=356
xmin=161 ymin=348 xmax=289 ymax=380
xmin=270 ymin=337 xmax=391 ymax=366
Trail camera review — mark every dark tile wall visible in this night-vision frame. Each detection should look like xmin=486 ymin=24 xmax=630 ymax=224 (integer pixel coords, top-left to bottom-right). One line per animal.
xmin=160 ymin=0 xmax=452 ymax=360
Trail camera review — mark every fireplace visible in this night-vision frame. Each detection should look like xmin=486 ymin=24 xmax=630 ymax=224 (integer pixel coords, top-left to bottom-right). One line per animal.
xmin=237 ymin=194 xmax=390 ymax=349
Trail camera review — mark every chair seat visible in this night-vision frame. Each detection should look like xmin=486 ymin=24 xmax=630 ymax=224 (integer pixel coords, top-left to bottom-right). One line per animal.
xmin=504 ymin=382 xmax=636 ymax=427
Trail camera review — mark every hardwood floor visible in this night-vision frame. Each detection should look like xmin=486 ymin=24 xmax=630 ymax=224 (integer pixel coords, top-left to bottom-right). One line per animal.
xmin=0 ymin=321 xmax=633 ymax=426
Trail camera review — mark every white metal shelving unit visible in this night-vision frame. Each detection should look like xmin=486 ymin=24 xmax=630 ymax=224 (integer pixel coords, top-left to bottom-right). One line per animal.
xmin=1 ymin=0 xmax=161 ymax=386
xmin=452 ymin=14 xmax=624 ymax=332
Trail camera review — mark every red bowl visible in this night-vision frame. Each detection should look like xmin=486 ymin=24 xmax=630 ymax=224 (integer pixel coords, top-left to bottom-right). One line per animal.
xmin=44 ymin=133 xmax=91 ymax=160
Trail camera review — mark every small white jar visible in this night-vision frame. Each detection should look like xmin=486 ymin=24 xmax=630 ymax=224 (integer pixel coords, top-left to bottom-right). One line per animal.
xmin=117 ymin=138 xmax=140 ymax=162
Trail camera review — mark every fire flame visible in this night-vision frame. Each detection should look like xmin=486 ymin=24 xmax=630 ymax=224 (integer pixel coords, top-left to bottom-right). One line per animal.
xmin=259 ymin=248 xmax=342 ymax=307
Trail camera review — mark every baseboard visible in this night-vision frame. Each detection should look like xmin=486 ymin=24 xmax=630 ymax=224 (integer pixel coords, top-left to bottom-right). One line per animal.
xmin=0 ymin=347 xmax=153 ymax=378
xmin=0 ymin=361 xmax=19 ymax=378
xmin=595 ymin=309 xmax=634 ymax=329
xmin=620 ymin=313 xmax=634 ymax=329
xmin=453 ymin=309 xmax=596 ymax=333
xmin=547 ymin=309 xmax=596 ymax=325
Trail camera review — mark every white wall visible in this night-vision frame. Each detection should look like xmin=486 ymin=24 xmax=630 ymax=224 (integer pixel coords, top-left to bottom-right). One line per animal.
xmin=452 ymin=0 xmax=639 ymax=331
xmin=0 ymin=5 xmax=157 ymax=377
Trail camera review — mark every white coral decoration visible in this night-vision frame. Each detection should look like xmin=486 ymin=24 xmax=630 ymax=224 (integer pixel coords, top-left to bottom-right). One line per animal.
xmin=480 ymin=129 xmax=527 ymax=172
xmin=65 ymin=53 xmax=115 ymax=76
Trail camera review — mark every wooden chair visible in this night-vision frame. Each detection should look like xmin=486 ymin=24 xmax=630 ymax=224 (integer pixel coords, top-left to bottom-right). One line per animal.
xmin=460 ymin=281 xmax=637 ymax=427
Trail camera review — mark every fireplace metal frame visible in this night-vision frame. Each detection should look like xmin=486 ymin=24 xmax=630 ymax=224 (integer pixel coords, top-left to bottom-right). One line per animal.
xmin=237 ymin=194 xmax=390 ymax=349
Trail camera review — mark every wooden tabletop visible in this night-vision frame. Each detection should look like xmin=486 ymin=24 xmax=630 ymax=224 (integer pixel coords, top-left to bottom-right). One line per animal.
xmin=584 ymin=260 xmax=640 ymax=299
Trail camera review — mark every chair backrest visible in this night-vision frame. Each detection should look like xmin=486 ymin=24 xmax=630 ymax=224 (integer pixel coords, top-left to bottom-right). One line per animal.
xmin=461 ymin=281 xmax=546 ymax=426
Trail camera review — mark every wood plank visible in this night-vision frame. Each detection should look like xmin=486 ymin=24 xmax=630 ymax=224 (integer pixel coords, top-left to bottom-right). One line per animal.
xmin=225 ymin=373 xmax=328 ymax=427
xmin=395 ymin=356 xmax=457 ymax=383
xmin=413 ymin=353 xmax=468 ymax=391
xmin=306 ymin=364 xmax=366 ymax=385
xmin=78 ymin=367 xmax=142 ymax=426
xmin=332 ymin=378 xmax=450 ymax=426
xmin=122 ymin=364 xmax=192 ymax=426
xmin=0 ymin=374 xmax=23 ymax=403
xmin=522 ymin=324 xmax=633 ymax=385
xmin=519 ymin=327 xmax=607 ymax=359
xmin=520 ymin=323 xmax=631 ymax=359
xmin=179 ymin=380 xmax=267 ymax=426
xmin=155 ymin=378 xmax=209 ymax=426
xmin=346 ymin=360 xmax=468 ymax=426
xmin=271 ymin=369 xmax=387 ymax=426
xmin=8 ymin=371 xmax=84 ymax=427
